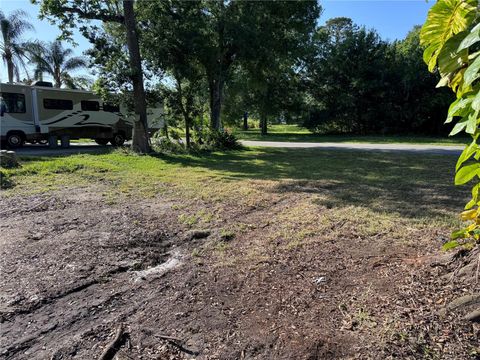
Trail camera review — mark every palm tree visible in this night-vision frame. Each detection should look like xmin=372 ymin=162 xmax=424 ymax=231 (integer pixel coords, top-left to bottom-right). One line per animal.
xmin=0 ymin=10 xmax=34 ymax=83
xmin=30 ymin=40 xmax=89 ymax=88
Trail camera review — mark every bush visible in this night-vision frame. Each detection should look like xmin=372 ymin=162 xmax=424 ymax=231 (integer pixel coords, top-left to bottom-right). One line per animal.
xmin=247 ymin=119 xmax=259 ymax=129
xmin=151 ymin=135 xmax=187 ymax=154
xmin=151 ymin=128 xmax=242 ymax=154
xmin=302 ymin=109 xmax=332 ymax=134
xmin=203 ymin=129 xmax=242 ymax=150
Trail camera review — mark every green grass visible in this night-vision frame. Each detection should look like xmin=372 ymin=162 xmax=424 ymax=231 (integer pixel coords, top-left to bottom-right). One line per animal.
xmin=233 ymin=124 xmax=468 ymax=146
xmin=2 ymin=147 xmax=468 ymax=226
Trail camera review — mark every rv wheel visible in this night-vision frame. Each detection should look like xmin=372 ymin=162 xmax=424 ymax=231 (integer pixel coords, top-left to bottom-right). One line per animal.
xmin=95 ymin=139 xmax=109 ymax=146
xmin=6 ymin=132 xmax=24 ymax=149
xmin=111 ymin=133 xmax=125 ymax=146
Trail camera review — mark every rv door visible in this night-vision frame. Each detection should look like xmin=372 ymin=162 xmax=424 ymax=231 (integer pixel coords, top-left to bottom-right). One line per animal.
xmin=31 ymin=88 xmax=41 ymax=133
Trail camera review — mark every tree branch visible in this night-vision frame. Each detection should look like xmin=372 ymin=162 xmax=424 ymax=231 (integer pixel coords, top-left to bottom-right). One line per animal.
xmin=58 ymin=6 xmax=124 ymax=23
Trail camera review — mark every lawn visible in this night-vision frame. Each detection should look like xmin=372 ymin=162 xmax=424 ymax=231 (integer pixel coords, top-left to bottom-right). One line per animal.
xmin=233 ymin=124 xmax=469 ymax=146
xmin=3 ymin=147 xmax=467 ymax=225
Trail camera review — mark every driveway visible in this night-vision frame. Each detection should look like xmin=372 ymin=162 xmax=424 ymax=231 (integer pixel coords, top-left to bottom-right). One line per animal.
xmin=241 ymin=140 xmax=464 ymax=155
xmin=11 ymin=140 xmax=464 ymax=156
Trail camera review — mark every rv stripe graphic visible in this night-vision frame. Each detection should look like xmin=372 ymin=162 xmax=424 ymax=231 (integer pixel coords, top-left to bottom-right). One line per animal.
xmin=43 ymin=116 xmax=70 ymax=125
xmin=44 ymin=111 xmax=84 ymax=125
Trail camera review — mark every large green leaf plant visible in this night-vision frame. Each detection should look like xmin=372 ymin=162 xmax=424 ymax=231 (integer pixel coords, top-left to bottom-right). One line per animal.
xmin=421 ymin=0 xmax=480 ymax=248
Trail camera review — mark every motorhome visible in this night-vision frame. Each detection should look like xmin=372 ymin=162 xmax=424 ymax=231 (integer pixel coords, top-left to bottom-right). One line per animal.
xmin=0 ymin=82 xmax=163 ymax=148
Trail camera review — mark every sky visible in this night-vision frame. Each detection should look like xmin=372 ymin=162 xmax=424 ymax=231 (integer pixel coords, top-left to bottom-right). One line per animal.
xmin=0 ymin=0 xmax=434 ymax=83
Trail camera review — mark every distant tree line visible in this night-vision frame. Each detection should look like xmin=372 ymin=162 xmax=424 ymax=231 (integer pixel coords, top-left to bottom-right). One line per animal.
xmin=301 ymin=18 xmax=453 ymax=136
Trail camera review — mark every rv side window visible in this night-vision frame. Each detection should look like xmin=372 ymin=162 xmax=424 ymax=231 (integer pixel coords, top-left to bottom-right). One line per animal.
xmin=0 ymin=92 xmax=26 ymax=113
xmin=43 ymin=98 xmax=73 ymax=110
xmin=81 ymin=100 xmax=100 ymax=111
xmin=103 ymin=103 xmax=120 ymax=112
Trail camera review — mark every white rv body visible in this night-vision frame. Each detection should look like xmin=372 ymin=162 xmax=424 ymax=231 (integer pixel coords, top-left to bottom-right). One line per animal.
xmin=0 ymin=82 xmax=163 ymax=147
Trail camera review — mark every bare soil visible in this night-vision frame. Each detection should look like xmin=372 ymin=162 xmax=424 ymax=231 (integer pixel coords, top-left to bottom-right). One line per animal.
xmin=0 ymin=185 xmax=478 ymax=359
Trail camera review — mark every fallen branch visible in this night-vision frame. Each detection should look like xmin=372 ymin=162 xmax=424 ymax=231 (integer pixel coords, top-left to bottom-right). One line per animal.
xmin=155 ymin=334 xmax=183 ymax=342
xmin=476 ymin=252 xmax=479 ymax=283
xmin=464 ymin=308 xmax=480 ymax=323
xmin=154 ymin=333 xmax=200 ymax=356
xmin=98 ymin=325 xmax=127 ymax=360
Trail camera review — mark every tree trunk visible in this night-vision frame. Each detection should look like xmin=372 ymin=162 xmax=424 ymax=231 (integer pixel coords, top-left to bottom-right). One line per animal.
xmin=243 ymin=111 xmax=248 ymax=130
xmin=172 ymin=73 xmax=191 ymax=148
xmin=209 ymin=77 xmax=224 ymax=131
xmin=7 ymin=57 xmax=14 ymax=83
xmin=260 ymin=113 xmax=268 ymax=135
xmin=185 ymin=116 xmax=191 ymax=148
xmin=54 ymin=75 xmax=62 ymax=88
xmin=123 ymin=0 xmax=150 ymax=153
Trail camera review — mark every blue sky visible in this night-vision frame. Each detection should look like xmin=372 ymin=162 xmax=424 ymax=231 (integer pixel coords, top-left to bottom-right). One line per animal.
xmin=321 ymin=1 xmax=433 ymax=41
xmin=1 ymin=0 xmax=433 ymax=83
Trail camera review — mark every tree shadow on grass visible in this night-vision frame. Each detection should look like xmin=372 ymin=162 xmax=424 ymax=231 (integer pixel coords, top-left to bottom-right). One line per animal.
xmin=156 ymin=147 xmax=468 ymax=221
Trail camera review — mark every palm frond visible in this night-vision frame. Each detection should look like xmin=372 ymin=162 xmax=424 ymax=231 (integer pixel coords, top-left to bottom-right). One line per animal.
xmin=62 ymin=56 xmax=88 ymax=71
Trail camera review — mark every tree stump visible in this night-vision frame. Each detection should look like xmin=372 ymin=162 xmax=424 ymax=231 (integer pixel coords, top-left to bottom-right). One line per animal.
xmin=0 ymin=150 xmax=20 ymax=169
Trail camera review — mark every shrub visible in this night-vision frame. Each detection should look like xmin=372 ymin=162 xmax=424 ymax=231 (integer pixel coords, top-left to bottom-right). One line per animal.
xmin=152 ymin=128 xmax=242 ymax=154
xmin=202 ymin=129 xmax=242 ymax=150
xmin=151 ymin=135 xmax=187 ymax=154
xmin=302 ymin=109 xmax=332 ymax=134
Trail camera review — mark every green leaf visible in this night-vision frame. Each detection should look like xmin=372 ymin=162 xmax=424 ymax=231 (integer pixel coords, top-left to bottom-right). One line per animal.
xmin=423 ymin=44 xmax=439 ymax=71
xmin=472 ymin=182 xmax=480 ymax=199
xmin=437 ymin=74 xmax=451 ymax=88
xmin=455 ymin=162 xmax=480 ymax=184
xmin=456 ymin=140 xmax=478 ymax=170
xmin=451 ymin=68 xmax=467 ymax=92
xmin=452 ymin=228 xmax=467 ymax=240
xmin=475 ymin=148 xmax=480 ymax=160
xmin=465 ymin=198 xmax=476 ymax=209
xmin=464 ymin=53 xmax=480 ymax=86
xmin=421 ymin=0 xmax=478 ymax=72
xmin=446 ymin=96 xmax=473 ymax=123
xmin=466 ymin=110 xmax=479 ymax=133
xmin=472 ymin=90 xmax=480 ymax=110
xmin=458 ymin=22 xmax=480 ymax=50
xmin=442 ymin=240 xmax=460 ymax=250
xmin=437 ymin=32 xmax=469 ymax=76
xmin=465 ymin=183 xmax=480 ymax=209
xmin=450 ymin=117 xmax=468 ymax=135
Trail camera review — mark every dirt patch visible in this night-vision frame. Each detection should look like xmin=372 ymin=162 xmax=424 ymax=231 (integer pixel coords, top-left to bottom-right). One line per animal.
xmin=0 ymin=185 xmax=478 ymax=359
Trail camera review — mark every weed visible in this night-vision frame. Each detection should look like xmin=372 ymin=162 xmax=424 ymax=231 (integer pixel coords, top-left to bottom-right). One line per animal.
xmin=178 ymin=213 xmax=198 ymax=227
xmin=215 ymin=241 xmax=228 ymax=252
xmin=220 ymin=228 xmax=235 ymax=241
xmin=191 ymin=248 xmax=201 ymax=257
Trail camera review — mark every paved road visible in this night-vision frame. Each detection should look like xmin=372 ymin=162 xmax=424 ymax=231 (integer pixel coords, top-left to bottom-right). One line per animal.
xmin=12 ymin=140 xmax=464 ymax=156
xmin=14 ymin=143 xmax=110 ymax=156
xmin=241 ymin=140 xmax=464 ymax=155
